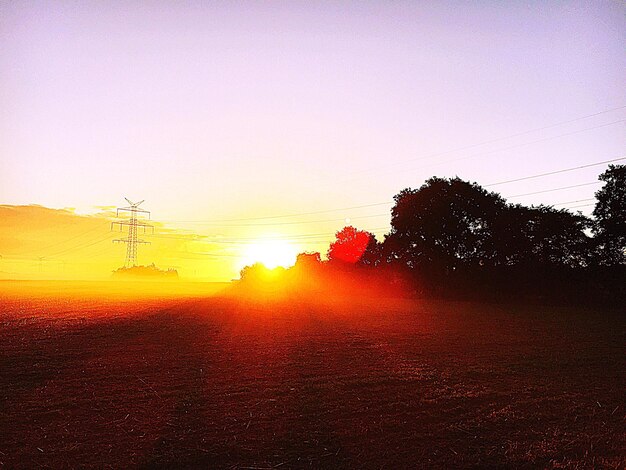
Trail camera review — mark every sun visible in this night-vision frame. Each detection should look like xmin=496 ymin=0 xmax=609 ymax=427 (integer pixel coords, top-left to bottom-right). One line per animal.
xmin=240 ymin=239 xmax=298 ymax=270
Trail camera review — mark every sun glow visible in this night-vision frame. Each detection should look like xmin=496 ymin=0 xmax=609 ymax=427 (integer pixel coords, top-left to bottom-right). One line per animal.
xmin=240 ymin=239 xmax=298 ymax=270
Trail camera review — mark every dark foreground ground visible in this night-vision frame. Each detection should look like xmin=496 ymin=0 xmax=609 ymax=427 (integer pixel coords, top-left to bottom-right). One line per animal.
xmin=0 ymin=281 xmax=624 ymax=469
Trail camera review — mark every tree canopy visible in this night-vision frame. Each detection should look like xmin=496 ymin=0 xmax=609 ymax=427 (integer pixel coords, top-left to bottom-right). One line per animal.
xmin=237 ymin=168 xmax=624 ymax=304
xmin=327 ymin=226 xmax=373 ymax=264
xmin=388 ymin=177 xmax=507 ymax=271
xmin=592 ymin=164 xmax=626 ymax=265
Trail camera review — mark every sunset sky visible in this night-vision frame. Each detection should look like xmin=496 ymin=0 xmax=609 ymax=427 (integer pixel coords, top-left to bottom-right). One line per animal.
xmin=1 ymin=1 xmax=625 ymax=281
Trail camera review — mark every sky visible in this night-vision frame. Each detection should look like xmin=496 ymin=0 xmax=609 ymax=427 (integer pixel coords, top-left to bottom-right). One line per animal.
xmin=1 ymin=1 xmax=625 ymax=281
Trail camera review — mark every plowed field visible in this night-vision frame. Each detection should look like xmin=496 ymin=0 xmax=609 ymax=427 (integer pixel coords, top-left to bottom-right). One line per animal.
xmin=0 ymin=281 xmax=623 ymax=468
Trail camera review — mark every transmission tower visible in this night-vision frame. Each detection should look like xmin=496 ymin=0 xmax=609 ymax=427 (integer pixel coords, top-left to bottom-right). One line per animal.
xmin=111 ymin=198 xmax=154 ymax=267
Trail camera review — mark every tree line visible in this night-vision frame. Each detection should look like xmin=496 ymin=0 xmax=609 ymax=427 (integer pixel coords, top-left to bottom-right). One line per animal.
xmin=240 ymin=165 xmax=625 ymax=304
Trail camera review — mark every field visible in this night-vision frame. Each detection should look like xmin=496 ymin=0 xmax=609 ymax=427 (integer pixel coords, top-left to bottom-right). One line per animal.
xmin=0 ymin=281 xmax=623 ymax=469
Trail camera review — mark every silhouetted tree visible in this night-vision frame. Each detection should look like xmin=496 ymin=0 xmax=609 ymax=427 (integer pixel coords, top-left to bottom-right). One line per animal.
xmin=489 ymin=204 xmax=535 ymax=266
xmin=358 ymin=236 xmax=383 ymax=266
xmin=494 ymin=204 xmax=591 ymax=268
xmin=240 ymin=263 xmax=285 ymax=283
xmin=389 ymin=177 xmax=507 ymax=273
xmin=295 ymin=252 xmax=322 ymax=268
xmin=289 ymin=252 xmax=324 ymax=292
xmin=528 ymin=205 xmax=591 ymax=267
xmin=235 ymin=168 xmax=623 ymax=303
xmin=327 ymin=226 xmax=373 ymax=264
xmin=592 ymin=164 xmax=626 ymax=265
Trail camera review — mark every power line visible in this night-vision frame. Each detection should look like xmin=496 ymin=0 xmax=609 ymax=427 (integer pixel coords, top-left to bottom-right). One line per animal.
xmin=552 ymin=198 xmax=596 ymax=206
xmin=506 ymin=181 xmax=600 ymax=198
xmin=22 ymin=163 xmax=608 ymax=258
xmin=161 ymin=110 xmax=625 ymax=226
xmin=44 ymin=233 xmax=117 ymax=258
xmin=26 ymin=179 xmax=604 ymax=259
xmin=12 ymin=220 xmax=111 ymax=255
xmin=160 ymin=212 xmax=390 ymax=227
xmin=325 ymin=118 xmax=626 ymax=188
xmin=145 ymin=227 xmax=391 ymax=244
xmin=486 ymin=157 xmax=626 ymax=187
xmin=4 ymin=241 xmax=119 ymax=266
xmin=10 ymin=157 xmax=618 ymax=260
xmin=154 ymin=188 xmax=601 ymax=244
xmin=160 ymin=157 xmax=621 ymax=227
xmin=403 ymin=119 xmax=626 ymax=174
xmin=19 ymin=184 xmax=603 ymax=266
xmin=568 ymin=203 xmax=595 ymax=210
xmin=330 ymin=106 xmax=626 ymax=178
xmin=161 ymin=201 xmax=394 ymax=224
xmin=40 ymin=220 xmax=110 ymax=251
xmin=176 ymin=251 xmax=243 ymax=259
xmin=78 ymin=242 xmax=120 ymax=260
xmin=148 ymin=187 xmax=605 ymax=245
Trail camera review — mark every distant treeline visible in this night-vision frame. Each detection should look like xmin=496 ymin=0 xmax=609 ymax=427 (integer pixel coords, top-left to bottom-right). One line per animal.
xmin=112 ymin=264 xmax=179 ymax=280
xmin=240 ymin=165 xmax=626 ymax=305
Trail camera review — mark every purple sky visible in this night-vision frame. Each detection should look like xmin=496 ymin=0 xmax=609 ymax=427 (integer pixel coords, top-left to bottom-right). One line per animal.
xmin=1 ymin=1 xmax=625 ymax=243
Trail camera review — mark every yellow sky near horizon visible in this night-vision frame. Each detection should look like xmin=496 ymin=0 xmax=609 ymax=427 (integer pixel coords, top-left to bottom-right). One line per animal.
xmin=0 ymin=204 xmax=350 ymax=281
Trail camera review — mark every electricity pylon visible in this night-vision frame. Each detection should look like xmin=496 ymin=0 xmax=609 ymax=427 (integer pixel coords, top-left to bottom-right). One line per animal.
xmin=111 ymin=198 xmax=154 ymax=267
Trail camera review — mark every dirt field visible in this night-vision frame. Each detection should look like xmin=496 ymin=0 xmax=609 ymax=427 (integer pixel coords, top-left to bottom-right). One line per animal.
xmin=0 ymin=281 xmax=624 ymax=469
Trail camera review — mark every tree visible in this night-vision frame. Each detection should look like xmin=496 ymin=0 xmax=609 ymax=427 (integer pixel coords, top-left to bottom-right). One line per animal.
xmin=295 ymin=251 xmax=322 ymax=268
xmin=490 ymin=204 xmax=591 ymax=268
xmin=358 ymin=236 xmax=383 ymax=266
xmin=327 ymin=226 xmax=373 ymax=264
xmin=389 ymin=177 xmax=507 ymax=272
xmin=592 ymin=164 xmax=626 ymax=265
xmin=239 ymin=262 xmax=285 ymax=283
xmin=520 ymin=205 xmax=590 ymax=267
